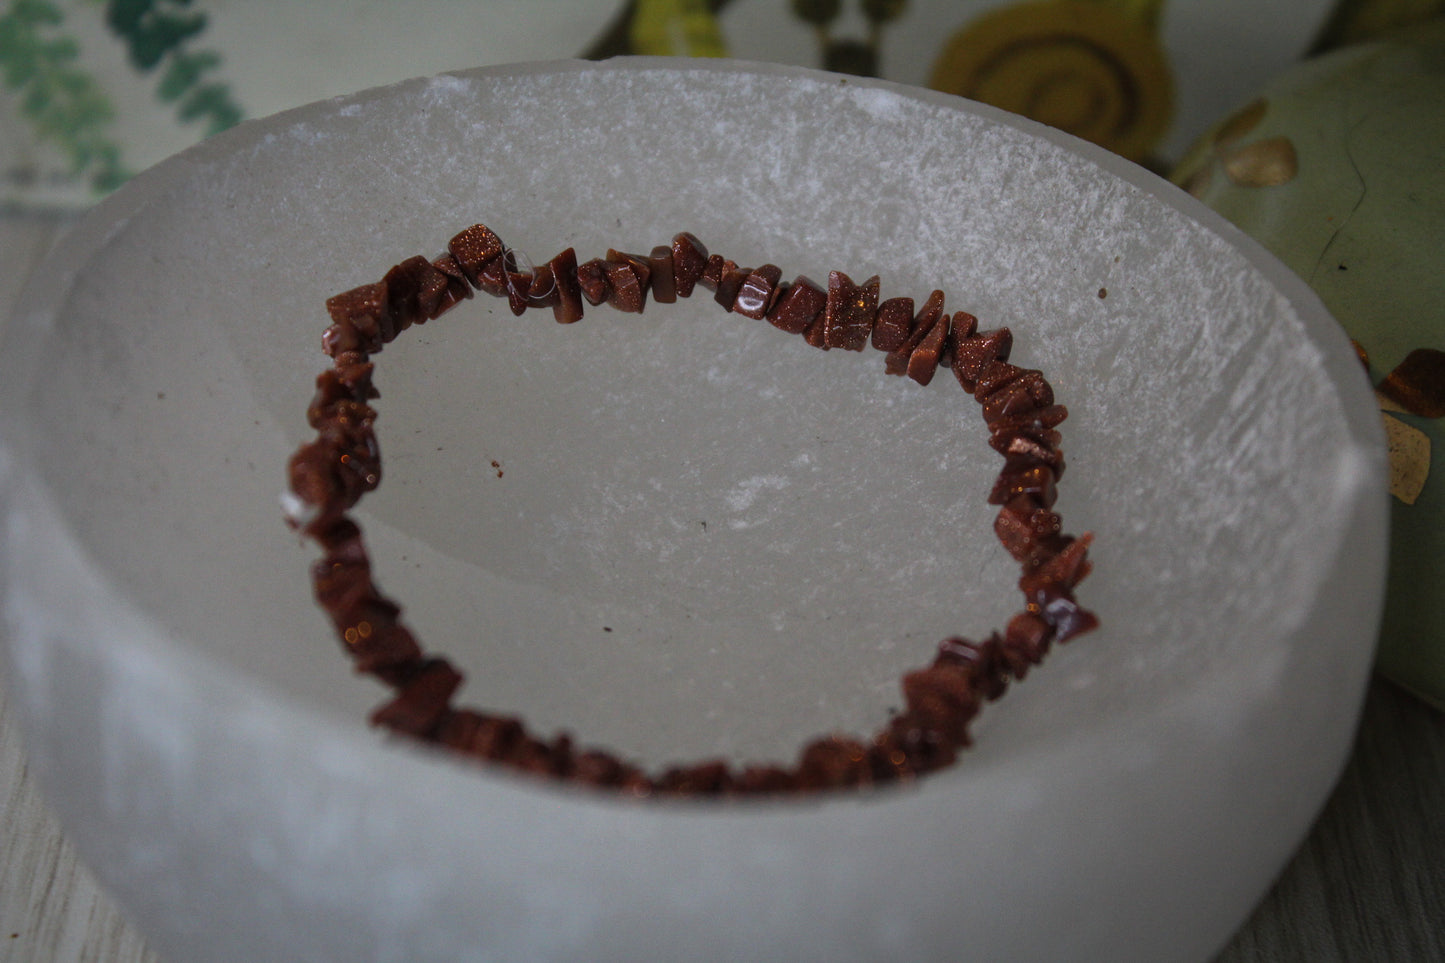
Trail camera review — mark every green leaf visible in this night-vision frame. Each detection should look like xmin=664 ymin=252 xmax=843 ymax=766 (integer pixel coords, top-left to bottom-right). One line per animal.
xmin=91 ymin=153 xmax=130 ymax=192
xmin=113 ymin=8 xmax=206 ymax=70
xmin=0 ymin=33 xmax=38 ymax=86
xmin=38 ymin=33 xmax=78 ymax=62
xmin=2 ymin=0 xmax=132 ymax=195
xmin=20 ymin=80 xmax=48 ymax=115
xmin=105 ymin=0 xmax=153 ymax=34
xmin=1 ymin=58 xmax=36 ymax=88
xmin=16 ymin=0 xmax=64 ymax=27
xmin=203 ymin=97 xmax=240 ymax=134
xmin=177 ymin=79 xmax=227 ymax=122
xmin=156 ymin=46 xmax=217 ymax=100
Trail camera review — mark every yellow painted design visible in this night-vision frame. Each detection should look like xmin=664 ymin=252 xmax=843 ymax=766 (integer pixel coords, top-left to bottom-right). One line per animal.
xmin=1376 ymin=348 xmax=1445 ymax=500
xmin=630 ymin=0 xmax=728 ymax=57
xmin=1175 ymin=98 xmax=1299 ymax=197
xmin=927 ymin=0 xmax=1174 ymax=163
xmin=1220 ymin=136 xmax=1299 ymax=187
xmin=1366 ymin=355 xmax=1434 ymax=506
xmin=1213 ymin=96 xmax=1268 ymax=147
xmin=1381 ymin=407 xmax=1432 ymax=505
xmin=1376 ymin=371 xmax=1438 ymax=506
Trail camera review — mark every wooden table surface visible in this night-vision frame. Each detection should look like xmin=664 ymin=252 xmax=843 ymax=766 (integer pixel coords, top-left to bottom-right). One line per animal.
xmin=2 ymin=211 xmax=1443 ymax=963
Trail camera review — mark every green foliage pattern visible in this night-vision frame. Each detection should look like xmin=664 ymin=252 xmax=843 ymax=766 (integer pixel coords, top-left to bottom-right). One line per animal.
xmin=1 ymin=0 xmax=242 ymax=197
xmin=103 ymin=0 xmax=241 ymax=137
xmin=0 ymin=0 xmax=127 ymax=192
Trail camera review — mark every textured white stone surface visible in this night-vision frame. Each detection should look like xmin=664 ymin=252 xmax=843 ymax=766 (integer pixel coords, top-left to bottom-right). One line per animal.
xmin=0 ymin=60 xmax=1387 ymax=962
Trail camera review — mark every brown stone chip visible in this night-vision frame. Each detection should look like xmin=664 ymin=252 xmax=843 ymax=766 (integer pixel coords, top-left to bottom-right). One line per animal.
xmin=980 ymin=369 xmax=1055 ymax=422
xmin=426 ymin=254 xmax=473 ymax=319
xmin=527 ymin=261 xmax=560 ymax=309
xmin=549 ymin=247 xmax=584 ymax=323
xmin=438 ymin=710 xmax=526 ymax=760
xmin=503 ymin=264 xmax=532 ymax=316
xmin=871 ymin=296 xmax=914 ymax=352
xmin=325 ymin=283 xmax=390 ymax=353
xmin=884 ymin=291 xmax=945 ymax=376
xmin=734 ymin=264 xmax=782 ymax=319
xmin=447 ymin=224 xmax=503 ymax=284
xmin=797 ymin=736 xmax=873 ymax=789
xmin=824 ymin=271 xmax=878 ymax=351
xmin=576 ymin=258 xmax=610 ymax=305
xmin=906 ymin=311 xmax=952 ymax=386
xmin=369 ymin=658 xmax=463 ymax=738
xmin=1379 ymin=347 xmax=1445 ymax=418
xmin=901 ymin=664 xmax=980 ymax=742
xmin=766 ymin=275 xmax=826 ymax=334
xmin=381 ymin=256 xmax=434 ymax=334
xmin=671 ymin=232 xmax=709 ymax=298
xmin=698 ymin=253 xmax=727 ymax=291
xmin=714 ymin=262 xmax=751 ymax=311
xmin=604 ymin=254 xmax=649 ymax=312
xmin=952 ymin=327 xmax=1014 ymax=393
xmin=649 ymin=246 xmax=677 ymax=304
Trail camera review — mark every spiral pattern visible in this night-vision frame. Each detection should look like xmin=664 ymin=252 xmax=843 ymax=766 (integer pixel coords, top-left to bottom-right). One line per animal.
xmin=929 ymin=0 xmax=1173 ymax=163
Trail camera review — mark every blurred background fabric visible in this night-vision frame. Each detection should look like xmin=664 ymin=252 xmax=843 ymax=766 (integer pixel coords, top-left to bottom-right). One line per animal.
xmin=4 ymin=0 xmax=1441 ymax=210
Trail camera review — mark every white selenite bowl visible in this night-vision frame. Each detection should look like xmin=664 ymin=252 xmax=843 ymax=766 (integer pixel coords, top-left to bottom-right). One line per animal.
xmin=0 ymin=59 xmax=1387 ymax=962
